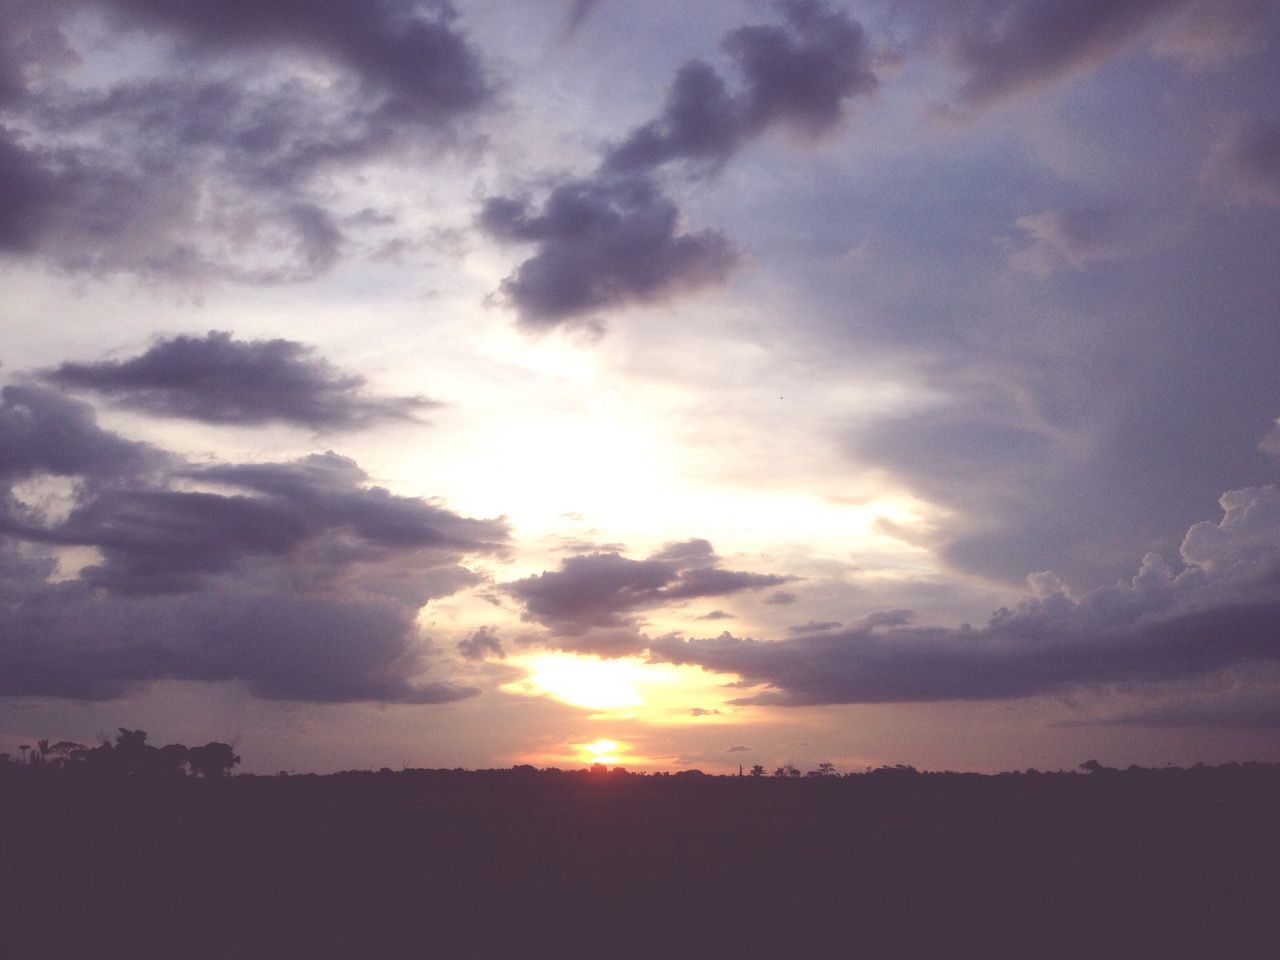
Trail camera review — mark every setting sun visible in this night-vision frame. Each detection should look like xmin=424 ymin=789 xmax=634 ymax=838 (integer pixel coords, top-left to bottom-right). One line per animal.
xmin=581 ymin=739 xmax=621 ymax=764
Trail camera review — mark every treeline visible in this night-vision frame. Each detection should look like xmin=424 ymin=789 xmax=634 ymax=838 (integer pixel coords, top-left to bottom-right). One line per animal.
xmin=1 ymin=728 xmax=239 ymax=779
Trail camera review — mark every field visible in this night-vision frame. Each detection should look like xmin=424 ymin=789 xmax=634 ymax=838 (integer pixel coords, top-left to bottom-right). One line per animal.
xmin=3 ymin=763 xmax=1278 ymax=958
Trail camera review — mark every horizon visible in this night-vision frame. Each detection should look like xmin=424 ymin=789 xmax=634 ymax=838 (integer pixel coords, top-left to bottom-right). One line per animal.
xmin=3 ymin=0 xmax=1280 ymax=778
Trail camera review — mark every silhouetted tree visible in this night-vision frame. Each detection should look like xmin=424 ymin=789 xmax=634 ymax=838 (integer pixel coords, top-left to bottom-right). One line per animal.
xmin=750 ymin=764 xmax=765 ymax=777
xmin=187 ymin=743 xmax=240 ymax=778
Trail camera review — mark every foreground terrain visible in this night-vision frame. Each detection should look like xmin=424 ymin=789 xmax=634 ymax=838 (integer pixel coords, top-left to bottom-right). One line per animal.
xmin=2 ymin=763 xmax=1278 ymax=958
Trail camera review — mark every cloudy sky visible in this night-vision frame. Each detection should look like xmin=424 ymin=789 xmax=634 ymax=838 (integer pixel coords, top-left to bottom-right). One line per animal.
xmin=2 ymin=0 xmax=1278 ymax=774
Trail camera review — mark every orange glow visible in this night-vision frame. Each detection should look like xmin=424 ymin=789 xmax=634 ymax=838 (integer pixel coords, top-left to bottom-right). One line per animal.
xmin=500 ymin=651 xmax=763 ymax=724
xmin=582 ymin=739 xmax=620 ymax=764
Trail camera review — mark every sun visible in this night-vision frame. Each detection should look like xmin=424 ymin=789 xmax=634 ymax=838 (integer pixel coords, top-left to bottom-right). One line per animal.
xmin=581 ymin=739 xmax=621 ymax=764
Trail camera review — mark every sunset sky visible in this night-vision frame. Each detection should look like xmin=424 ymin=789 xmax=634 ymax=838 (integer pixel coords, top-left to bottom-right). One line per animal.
xmin=2 ymin=0 xmax=1279 ymax=774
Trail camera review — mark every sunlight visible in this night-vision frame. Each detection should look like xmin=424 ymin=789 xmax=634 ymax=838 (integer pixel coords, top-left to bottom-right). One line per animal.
xmin=500 ymin=651 xmax=762 ymax=724
xmin=581 ymin=739 xmax=620 ymax=764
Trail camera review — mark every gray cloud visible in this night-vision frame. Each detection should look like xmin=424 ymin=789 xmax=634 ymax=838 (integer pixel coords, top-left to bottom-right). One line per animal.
xmin=651 ymin=486 xmax=1280 ymax=706
xmin=505 ymin=540 xmax=791 ymax=636
xmin=605 ymin=0 xmax=877 ymax=175
xmin=0 ymin=382 xmax=507 ymax=702
xmin=561 ymin=0 xmax=605 ymax=41
xmin=901 ymin=0 xmax=1188 ymax=107
xmin=457 ymin=625 xmax=505 ymax=662
xmin=0 ymin=0 xmax=491 ymax=282
xmin=483 ymin=1 xmax=876 ymax=329
xmin=478 ymin=175 xmax=739 ymax=328
xmin=89 ymin=0 xmax=492 ymax=123
xmin=44 ymin=331 xmax=435 ymax=430
xmin=1207 ymin=117 xmax=1280 ymax=208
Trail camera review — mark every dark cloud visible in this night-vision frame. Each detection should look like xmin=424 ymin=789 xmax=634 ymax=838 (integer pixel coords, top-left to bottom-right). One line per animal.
xmin=902 ymin=0 xmax=1187 ymax=106
xmin=651 ymin=487 xmax=1280 ymax=706
xmin=457 ymin=625 xmax=504 ymax=662
xmin=763 ymin=591 xmax=798 ymax=605
xmin=0 ymin=0 xmax=491 ymax=281
xmin=787 ymin=620 xmax=841 ymax=635
xmin=561 ymin=0 xmax=605 ymax=41
xmin=1207 ymin=117 xmax=1280 ymax=208
xmin=605 ymin=0 xmax=877 ymax=174
xmin=89 ymin=0 xmax=492 ymax=122
xmin=505 ymin=543 xmax=791 ymax=636
xmin=44 ymin=331 xmax=435 ymax=429
xmin=726 ymin=745 xmax=751 ymax=753
xmin=0 ymin=384 xmax=507 ymax=702
xmin=698 ymin=610 xmax=734 ymax=621
xmin=483 ymin=1 xmax=876 ymax=329
xmin=0 ymin=385 xmax=163 ymax=486
xmin=478 ymin=175 xmax=739 ymax=328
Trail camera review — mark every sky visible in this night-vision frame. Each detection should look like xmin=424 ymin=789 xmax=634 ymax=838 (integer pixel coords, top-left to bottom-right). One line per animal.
xmin=2 ymin=0 xmax=1279 ymax=775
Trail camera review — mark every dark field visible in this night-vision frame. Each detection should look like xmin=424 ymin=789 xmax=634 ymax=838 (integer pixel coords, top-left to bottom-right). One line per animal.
xmin=3 ymin=764 xmax=1279 ymax=958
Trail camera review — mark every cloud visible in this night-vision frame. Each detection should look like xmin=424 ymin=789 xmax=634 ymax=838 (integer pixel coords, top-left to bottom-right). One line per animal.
xmin=0 ymin=0 xmax=492 ymax=282
xmin=902 ymin=0 xmax=1188 ymax=107
xmin=505 ymin=542 xmax=791 ymax=637
xmin=88 ymin=0 xmax=492 ymax=122
xmin=1149 ymin=0 xmax=1270 ymax=70
xmin=0 ymin=383 xmax=507 ymax=702
xmin=561 ymin=0 xmax=605 ymax=41
xmin=698 ymin=610 xmax=734 ymax=621
xmin=787 ymin=620 xmax=842 ymax=635
xmin=1008 ymin=206 xmax=1168 ymax=276
xmin=650 ymin=486 xmax=1280 ymax=706
xmin=726 ymin=745 xmax=751 ymax=753
xmin=482 ymin=1 xmax=878 ymax=329
xmin=1206 ymin=117 xmax=1280 ymax=209
xmin=457 ymin=625 xmax=505 ymax=662
xmin=605 ymin=1 xmax=876 ymax=175
xmin=44 ymin=331 xmax=434 ymax=429
xmin=478 ymin=175 xmax=739 ymax=328
xmin=0 ymin=384 xmax=164 ymax=485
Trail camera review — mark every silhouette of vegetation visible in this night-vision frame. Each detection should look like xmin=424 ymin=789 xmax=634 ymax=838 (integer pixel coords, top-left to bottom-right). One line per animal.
xmin=1 ymin=736 xmax=1278 ymax=956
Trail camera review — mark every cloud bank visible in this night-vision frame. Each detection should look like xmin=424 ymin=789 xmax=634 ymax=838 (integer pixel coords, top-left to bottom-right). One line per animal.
xmin=652 ymin=486 xmax=1280 ymax=706
xmin=0 ymin=381 xmax=507 ymax=702
xmin=45 ymin=331 xmax=434 ymax=429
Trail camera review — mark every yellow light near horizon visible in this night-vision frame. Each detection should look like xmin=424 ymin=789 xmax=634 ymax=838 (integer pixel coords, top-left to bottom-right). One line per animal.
xmin=582 ymin=739 xmax=621 ymax=764
xmin=500 ymin=651 xmax=761 ymax=725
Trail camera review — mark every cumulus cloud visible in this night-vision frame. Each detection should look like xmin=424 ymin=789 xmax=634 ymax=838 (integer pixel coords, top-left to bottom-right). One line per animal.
xmin=89 ymin=0 xmax=492 ymax=122
xmin=482 ymin=0 xmax=878 ymax=329
xmin=44 ymin=331 xmax=434 ymax=429
xmin=650 ymin=486 xmax=1280 ymax=706
xmin=0 ymin=383 xmax=507 ymax=702
xmin=604 ymin=0 xmax=877 ymax=174
xmin=478 ymin=175 xmax=739 ymax=328
xmin=901 ymin=0 xmax=1189 ymax=107
xmin=0 ymin=0 xmax=491 ymax=281
xmin=457 ymin=625 xmax=505 ymax=661
xmin=1206 ymin=117 xmax=1280 ymax=209
xmin=505 ymin=539 xmax=792 ymax=639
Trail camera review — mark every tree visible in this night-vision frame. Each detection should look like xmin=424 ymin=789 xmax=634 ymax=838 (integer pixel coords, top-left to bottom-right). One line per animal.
xmin=815 ymin=761 xmax=837 ymax=777
xmin=187 ymin=742 xmax=240 ymax=778
xmin=750 ymin=764 xmax=765 ymax=777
